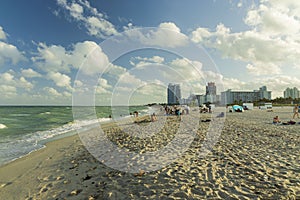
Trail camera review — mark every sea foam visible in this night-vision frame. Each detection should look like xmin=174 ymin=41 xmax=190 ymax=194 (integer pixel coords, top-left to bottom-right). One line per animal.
xmin=0 ymin=124 xmax=7 ymax=129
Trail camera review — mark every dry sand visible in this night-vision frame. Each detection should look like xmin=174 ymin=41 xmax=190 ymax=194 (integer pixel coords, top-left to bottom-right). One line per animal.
xmin=0 ymin=107 xmax=299 ymax=199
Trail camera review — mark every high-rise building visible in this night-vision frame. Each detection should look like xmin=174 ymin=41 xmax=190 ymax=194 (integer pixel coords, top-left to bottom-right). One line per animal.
xmin=205 ymin=82 xmax=217 ymax=103
xmin=221 ymin=86 xmax=271 ymax=105
xmin=258 ymin=86 xmax=271 ymax=99
xmin=206 ymin=82 xmax=216 ymax=95
xmin=284 ymin=87 xmax=300 ymax=99
xmin=167 ymin=83 xmax=181 ymax=104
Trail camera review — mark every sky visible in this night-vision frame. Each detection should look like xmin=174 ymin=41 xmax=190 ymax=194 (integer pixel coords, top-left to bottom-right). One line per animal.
xmin=1 ymin=0 xmax=300 ymax=105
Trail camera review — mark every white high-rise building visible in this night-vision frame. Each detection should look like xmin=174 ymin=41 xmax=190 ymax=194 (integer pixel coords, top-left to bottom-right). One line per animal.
xmin=221 ymin=86 xmax=272 ymax=105
xmin=284 ymin=87 xmax=300 ymax=99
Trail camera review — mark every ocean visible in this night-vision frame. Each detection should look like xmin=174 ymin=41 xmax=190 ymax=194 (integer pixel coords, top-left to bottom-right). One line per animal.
xmin=0 ymin=106 xmax=149 ymax=166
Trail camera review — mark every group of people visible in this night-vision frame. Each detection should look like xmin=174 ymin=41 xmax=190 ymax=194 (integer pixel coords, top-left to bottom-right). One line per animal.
xmin=273 ymin=104 xmax=299 ymax=125
xmin=164 ymin=105 xmax=190 ymax=116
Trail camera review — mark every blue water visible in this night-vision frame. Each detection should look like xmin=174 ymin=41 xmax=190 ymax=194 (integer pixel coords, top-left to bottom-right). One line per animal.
xmin=0 ymin=106 xmax=149 ymax=166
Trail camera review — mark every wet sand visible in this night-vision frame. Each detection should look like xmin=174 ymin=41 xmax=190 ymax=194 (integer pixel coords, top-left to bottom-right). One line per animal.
xmin=0 ymin=107 xmax=299 ymax=199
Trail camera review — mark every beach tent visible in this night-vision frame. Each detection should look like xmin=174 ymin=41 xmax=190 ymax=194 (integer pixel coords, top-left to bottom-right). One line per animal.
xmin=232 ymin=105 xmax=244 ymax=112
xmin=243 ymin=103 xmax=253 ymax=110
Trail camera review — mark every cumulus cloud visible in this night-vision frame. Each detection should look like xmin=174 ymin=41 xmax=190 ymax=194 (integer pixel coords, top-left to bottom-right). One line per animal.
xmin=0 ymin=41 xmax=26 ymax=66
xmin=0 ymin=26 xmax=7 ymax=40
xmin=117 ymin=72 xmax=145 ymax=87
xmin=246 ymin=62 xmax=281 ymax=76
xmin=191 ymin=0 xmax=300 ymax=76
xmin=125 ymin=22 xmax=189 ymax=48
xmin=130 ymin=56 xmax=165 ymax=69
xmin=56 ymin=0 xmax=118 ymax=38
xmin=237 ymin=1 xmax=243 ymax=8
xmin=168 ymin=58 xmax=204 ymax=81
xmin=1 ymin=72 xmax=14 ymax=82
xmin=19 ymin=77 xmax=34 ymax=90
xmin=0 ymin=71 xmax=35 ymax=98
xmin=32 ymin=43 xmax=70 ymax=72
xmin=21 ymin=68 xmax=42 ymax=78
xmin=33 ymin=41 xmax=109 ymax=75
xmin=0 ymin=85 xmax=17 ymax=98
xmin=48 ymin=71 xmax=72 ymax=90
xmin=0 ymin=27 xmax=24 ymax=67
xmin=44 ymin=87 xmax=62 ymax=97
xmin=132 ymin=56 xmax=165 ymax=65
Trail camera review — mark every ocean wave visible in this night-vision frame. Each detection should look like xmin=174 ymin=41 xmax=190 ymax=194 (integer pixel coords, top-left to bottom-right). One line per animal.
xmin=0 ymin=114 xmax=139 ymax=166
xmin=39 ymin=112 xmax=51 ymax=115
xmin=0 ymin=117 xmax=115 ymax=166
xmin=0 ymin=124 xmax=7 ymax=129
xmin=9 ymin=114 xmax=31 ymax=117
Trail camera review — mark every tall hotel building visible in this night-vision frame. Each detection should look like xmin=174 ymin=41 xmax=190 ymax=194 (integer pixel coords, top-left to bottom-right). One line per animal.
xmin=167 ymin=83 xmax=181 ymax=104
xmin=221 ymin=86 xmax=271 ymax=105
xmin=284 ymin=87 xmax=300 ymax=99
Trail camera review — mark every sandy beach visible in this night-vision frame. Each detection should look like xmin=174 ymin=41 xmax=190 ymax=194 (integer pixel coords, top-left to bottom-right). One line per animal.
xmin=0 ymin=107 xmax=299 ymax=199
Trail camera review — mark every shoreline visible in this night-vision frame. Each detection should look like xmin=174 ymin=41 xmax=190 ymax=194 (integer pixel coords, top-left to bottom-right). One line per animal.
xmin=0 ymin=107 xmax=299 ymax=199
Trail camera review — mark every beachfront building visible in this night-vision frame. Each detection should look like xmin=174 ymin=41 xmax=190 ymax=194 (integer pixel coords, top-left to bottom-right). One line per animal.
xmin=187 ymin=82 xmax=221 ymax=106
xmin=167 ymin=83 xmax=181 ymax=104
xmin=221 ymin=86 xmax=271 ymax=105
xmin=205 ymin=82 xmax=218 ymax=103
xmin=206 ymin=82 xmax=216 ymax=95
xmin=195 ymin=94 xmax=206 ymax=105
xmin=284 ymin=87 xmax=300 ymax=99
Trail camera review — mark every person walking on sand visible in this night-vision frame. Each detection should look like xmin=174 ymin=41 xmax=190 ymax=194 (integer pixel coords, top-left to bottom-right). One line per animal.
xmin=292 ymin=104 xmax=299 ymax=119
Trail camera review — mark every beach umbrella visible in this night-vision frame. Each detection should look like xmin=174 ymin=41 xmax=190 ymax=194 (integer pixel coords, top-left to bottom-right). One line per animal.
xmin=232 ymin=105 xmax=244 ymax=112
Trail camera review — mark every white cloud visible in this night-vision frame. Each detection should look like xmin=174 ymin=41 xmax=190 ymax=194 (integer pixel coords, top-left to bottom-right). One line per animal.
xmin=245 ymin=1 xmax=300 ymax=36
xmin=33 ymin=41 xmax=109 ymax=75
xmin=130 ymin=56 xmax=165 ymax=69
xmin=57 ymin=0 xmax=118 ymax=38
xmin=132 ymin=56 xmax=165 ymax=65
xmin=69 ymin=2 xmax=84 ymax=18
xmin=98 ymin=78 xmax=111 ymax=89
xmin=0 ymin=41 xmax=26 ymax=66
xmin=19 ymin=77 xmax=34 ymax=90
xmin=191 ymin=27 xmax=212 ymax=43
xmin=74 ymin=80 xmax=83 ymax=87
xmin=168 ymin=58 xmax=204 ymax=81
xmin=191 ymin=0 xmax=300 ymax=76
xmin=21 ymin=68 xmax=42 ymax=78
xmin=246 ymin=62 xmax=281 ymax=75
xmin=44 ymin=87 xmax=62 ymax=97
xmin=32 ymin=43 xmax=70 ymax=72
xmin=0 ymin=85 xmax=17 ymax=98
xmin=0 ymin=72 xmax=35 ymax=98
xmin=131 ymin=83 xmax=166 ymax=104
xmin=48 ymin=72 xmax=72 ymax=90
xmin=63 ymin=91 xmax=72 ymax=97
xmin=94 ymin=78 xmax=112 ymax=94
xmin=0 ymin=26 xmax=7 ymax=40
xmin=237 ymin=1 xmax=243 ymax=8
xmin=76 ymin=42 xmax=109 ymax=75
xmin=126 ymin=22 xmax=189 ymax=48
xmin=1 ymin=72 xmax=14 ymax=82
xmin=105 ymin=64 xmax=127 ymax=77
xmin=117 ymin=72 xmax=145 ymax=87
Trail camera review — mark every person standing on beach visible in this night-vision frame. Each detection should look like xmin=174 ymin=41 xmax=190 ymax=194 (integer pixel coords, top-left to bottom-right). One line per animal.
xmin=292 ymin=104 xmax=299 ymax=119
xmin=151 ymin=113 xmax=157 ymax=122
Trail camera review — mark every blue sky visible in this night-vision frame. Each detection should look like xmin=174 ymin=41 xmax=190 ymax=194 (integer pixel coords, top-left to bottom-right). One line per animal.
xmin=1 ymin=0 xmax=300 ymax=105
